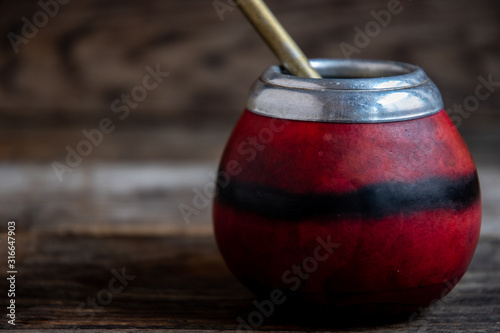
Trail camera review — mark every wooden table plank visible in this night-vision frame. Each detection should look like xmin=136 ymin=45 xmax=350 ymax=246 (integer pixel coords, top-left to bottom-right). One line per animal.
xmin=1 ymin=163 xmax=499 ymax=236
xmin=0 ymin=233 xmax=498 ymax=332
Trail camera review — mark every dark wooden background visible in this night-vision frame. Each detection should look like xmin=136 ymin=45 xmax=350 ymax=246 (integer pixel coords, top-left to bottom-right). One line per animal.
xmin=0 ymin=0 xmax=499 ymax=160
xmin=0 ymin=0 xmax=499 ymax=331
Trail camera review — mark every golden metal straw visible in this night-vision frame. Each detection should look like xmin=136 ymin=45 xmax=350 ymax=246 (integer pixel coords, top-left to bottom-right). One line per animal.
xmin=235 ymin=0 xmax=322 ymax=78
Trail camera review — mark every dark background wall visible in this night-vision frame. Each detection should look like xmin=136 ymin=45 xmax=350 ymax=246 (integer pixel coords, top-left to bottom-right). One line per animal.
xmin=0 ymin=0 xmax=499 ymax=234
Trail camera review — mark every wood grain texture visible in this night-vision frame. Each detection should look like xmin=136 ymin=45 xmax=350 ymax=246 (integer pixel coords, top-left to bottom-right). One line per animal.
xmin=1 ymin=163 xmax=499 ymax=236
xmin=0 ymin=0 xmax=498 ymax=166
xmin=0 ymin=0 xmax=499 ymax=131
xmin=0 ymin=233 xmax=498 ymax=332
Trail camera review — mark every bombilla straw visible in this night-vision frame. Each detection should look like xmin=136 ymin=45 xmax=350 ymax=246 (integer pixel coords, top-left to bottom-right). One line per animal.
xmin=235 ymin=0 xmax=322 ymax=79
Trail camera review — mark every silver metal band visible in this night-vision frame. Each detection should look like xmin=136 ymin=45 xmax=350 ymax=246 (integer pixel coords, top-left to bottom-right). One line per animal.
xmin=246 ymin=59 xmax=444 ymax=123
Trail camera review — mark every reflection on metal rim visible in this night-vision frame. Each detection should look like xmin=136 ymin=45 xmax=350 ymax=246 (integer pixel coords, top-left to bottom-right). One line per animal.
xmin=246 ymin=59 xmax=444 ymax=123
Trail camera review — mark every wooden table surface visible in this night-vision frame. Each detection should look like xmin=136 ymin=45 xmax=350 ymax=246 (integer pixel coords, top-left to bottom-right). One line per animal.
xmin=1 ymin=232 xmax=498 ymax=332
